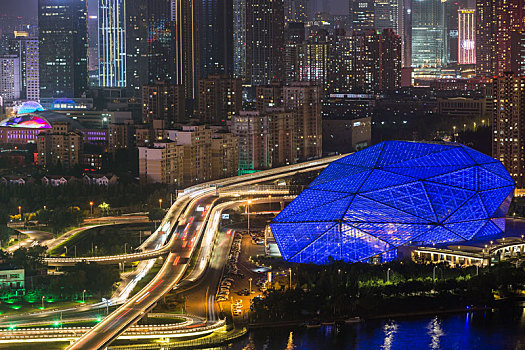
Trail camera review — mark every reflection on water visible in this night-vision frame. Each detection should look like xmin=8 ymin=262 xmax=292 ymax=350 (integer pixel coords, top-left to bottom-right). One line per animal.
xmin=381 ymin=320 xmax=397 ymax=350
xmin=427 ymin=316 xmax=444 ymax=349
xmin=217 ymin=306 xmax=525 ymax=350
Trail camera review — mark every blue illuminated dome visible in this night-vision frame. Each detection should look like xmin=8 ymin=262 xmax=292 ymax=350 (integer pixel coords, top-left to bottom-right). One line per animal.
xmin=17 ymin=101 xmax=44 ymax=115
xmin=270 ymin=141 xmax=515 ymax=264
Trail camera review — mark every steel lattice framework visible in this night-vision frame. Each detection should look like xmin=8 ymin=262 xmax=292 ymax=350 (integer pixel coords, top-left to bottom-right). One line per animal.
xmin=270 ymin=141 xmax=515 ymax=264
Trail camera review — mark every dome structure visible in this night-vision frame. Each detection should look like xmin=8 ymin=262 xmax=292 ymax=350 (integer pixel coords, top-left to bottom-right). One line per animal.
xmin=270 ymin=141 xmax=515 ymax=264
xmin=17 ymin=101 xmax=45 ymax=115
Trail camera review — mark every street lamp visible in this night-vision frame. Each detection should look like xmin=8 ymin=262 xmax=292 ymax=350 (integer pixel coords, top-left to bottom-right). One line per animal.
xmin=433 ymin=265 xmax=437 ymax=282
xmin=159 ymin=199 xmax=163 ymax=208
xmin=124 ymin=243 xmax=128 ymax=255
xmin=18 ymin=206 xmax=21 ymax=221
xmin=268 ymin=195 xmax=272 ymax=210
xmin=247 ymin=200 xmax=252 ymax=235
xmin=289 ymin=268 xmax=292 ymax=289
xmin=249 ymin=277 xmax=252 ymax=295
xmin=387 ymin=268 xmax=391 ymax=283
xmin=90 ymin=202 xmax=94 ymax=217
xmin=41 ymin=296 xmax=45 ymax=309
xmin=82 ymin=290 xmax=86 ymax=303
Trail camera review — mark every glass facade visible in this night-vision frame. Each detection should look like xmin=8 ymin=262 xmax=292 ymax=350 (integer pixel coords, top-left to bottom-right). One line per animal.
xmin=271 ymin=141 xmax=515 ymax=264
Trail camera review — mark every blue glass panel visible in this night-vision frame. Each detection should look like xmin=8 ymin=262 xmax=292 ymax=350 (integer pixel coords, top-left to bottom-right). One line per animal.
xmin=423 ymin=182 xmax=474 ymax=222
xmin=274 ymin=189 xmax=352 ymax=222
xmin=362 ymin=182 xmax=437 ymax=222
xmin=378 ymin=249 xmax=398 ymax=262
xmin=381 ymin=165 xmax=469 ymax=180
xmin=385 ymin=147 xmax=476 ymax=169
xmin=473 ymin=221 xmax=503 ymax=240
xmin=479 ymin=186 xmax=514 ymax=217
xmin=309 ymin=170 xmax=372 ymax=194
xmin=284 ymin=196 xmax=354 ymax=223
xmin=291 ymin=225 xmax=342 ymax=263
xmin=427 ymin=166 xmax=478 ymax=191
xmin=270 ymin=222 xmax=336 ymax=260
xmin=309 ymin=163 xmax=369 ymax=187
xmin=445 ymin=194 xmax=487 ymax=223
xmin=477 ymin=166 xmax=515 ymax=191
xmin=377 ymin=141 xmax=453 ymax=167
xmin=495 ymin=190 xmax=514 ymax=218
xmin=343 ymin=195 xmax=431 ymax=224
xmin=341 ymin=223 xmax=393 ymax=262
xmin=350 ymin=222 xmax=434 ymax=246
xmin=480 ymin=162 xmax=515 ymax=183
xmin=419 ymin=226 xmax=464 ymax=244
xmin=461 ymin=146 xmax=499 ymax=165
xmin=491 ymin=218 xmax=506 ymax=232
xmin=358 ymin=169 xmax=417 ymax=193
xmin=444 ymin=219 xmax=488 ymax=240
xmin=336 ymin=143 xmax=384 ymax=168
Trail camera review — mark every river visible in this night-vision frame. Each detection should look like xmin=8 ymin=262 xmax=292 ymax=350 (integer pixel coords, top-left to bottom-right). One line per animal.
xmin=218 ymin=306 xmax=525 ymax=350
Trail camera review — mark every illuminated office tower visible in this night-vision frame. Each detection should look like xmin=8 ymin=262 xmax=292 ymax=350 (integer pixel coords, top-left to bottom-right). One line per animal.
xmin=458 ymin=9 xmax=475 ymax=65
xmin=349 ymin=0 xmax=375 ymax=33
xmin=99 ymin=0 xmax=126 ymax=87
xmin=233 ymin=0 xmax=246 ymax=80
xmin=475 ymin=0 xmax=496 ymax=77
xmin=492 ymin=73 xmax=525 ymax=188
xmin=38 ymin=0 xmax=88 ymax=98
xmin=246 ymin=0 xmax=285 ymax=86
xmin=411 ymin=0 xmax=447 ymax=79
xmin=374 ymin=0 xmax=398 ymax=32
xmin=200 ymin=0 xmax=233 ymax=78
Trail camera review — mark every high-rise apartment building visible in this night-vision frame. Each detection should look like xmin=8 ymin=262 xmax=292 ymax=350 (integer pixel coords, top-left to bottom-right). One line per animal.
xmin=198 ymin=75 xmax=242 ymax=124
xmin=411 ymin=0 xmax=447 ymax=79
xmin=99 ymin=0 xmax=126 ymax=87
xmin=475 ymin=0 xmax=496 ymax=77
xmin=492 ymin=73 xmax=525 ymax=188
xmin=246 ymin=0 xmax=285 ymax=86
xmin=36 ymin=122 xmax=83 ymax=169
xmin=8 ymin=34 xmax=39 ymax=101
xmin=139 ymin=126 xmax=238 ymax=185
xmin=283 ymin=82 xmax=322 ymax=160
xmin=0 ymin=55 xmax=21 ymax=102
xmin=142 ymin=81 xmax=186 ymax=125
xmin=38 ymin=0 xmax=88 ymax=98
xmin=458 ymin=9 xmax=476 ymax=65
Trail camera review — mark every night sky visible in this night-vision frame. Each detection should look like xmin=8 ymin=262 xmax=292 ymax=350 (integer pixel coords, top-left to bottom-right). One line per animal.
xmin=1 ymin=0 xmax=349 ymax=18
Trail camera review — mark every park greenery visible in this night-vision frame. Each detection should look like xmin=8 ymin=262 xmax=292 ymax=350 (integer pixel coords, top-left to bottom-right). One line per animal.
xmin=0 ymin=245 xmax=120 ymax=303
xmin=251 ymin=260 xmax=525 ymax=322
xmin=0 ymin=182 xmax=174 ymax=221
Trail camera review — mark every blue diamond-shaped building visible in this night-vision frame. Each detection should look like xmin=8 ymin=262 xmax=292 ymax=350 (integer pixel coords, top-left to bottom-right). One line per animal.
xmin=270 ymin=141 xmax=515 ymax=264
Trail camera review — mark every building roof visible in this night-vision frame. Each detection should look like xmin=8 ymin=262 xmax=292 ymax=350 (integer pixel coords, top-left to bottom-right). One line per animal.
xmin=270 ymin=141 xmax=515 ymax=264
xmin=0 ymin=110 xmax=86 ymax=130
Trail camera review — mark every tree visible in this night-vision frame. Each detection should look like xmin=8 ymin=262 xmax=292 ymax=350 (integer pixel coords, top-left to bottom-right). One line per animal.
xmin=98 ymin=202 xmax=111 ymax=216
xmin=148 ymin=208 xmax=166 ymax=222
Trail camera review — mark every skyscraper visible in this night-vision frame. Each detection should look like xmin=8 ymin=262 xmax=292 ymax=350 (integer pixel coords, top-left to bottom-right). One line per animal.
xmin=0 ymin=55 xmax=20 ymax=102
xmin=233 ymin=0 xmax=246 ymax=80
xmin=349 ymin=0 xmax=375 ymax=33
xmin=126 ymin=0 xmax=175 ymax=97
xmin=99 ymin=0 xmax=126 ymax=87
xmin=284 ymin=0 xmax=308 ymax=23
xmin=411 ymin=0 xmax=447 ymax=79
xmin=493 ymin=73 xmax=525 ymax=188
xmin=38 ymin=0 xmax=88 ymax=98
xmin=173 ymin=0 xmax=200 ymax=102
xmin=374 ymin=0 xmax=398 ymax=32
xmin=246 ymin=0 xmax=285 ymax=86
xmin=199 ymin=0 xmax=233 ymax=79
xmin=9 ymin=34 xmax=39 ymax=101
xmin=458 ymin=9 xmax=475 ymax=65
xmin=475 ymin=0 xmax=496 ymax=77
